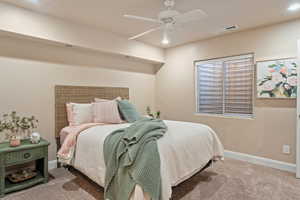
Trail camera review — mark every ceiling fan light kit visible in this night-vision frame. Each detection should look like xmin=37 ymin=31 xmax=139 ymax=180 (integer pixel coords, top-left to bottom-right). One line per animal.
xmin=162 ymin=38 xmax=169 ymax=45
xmin=124 ymin=0 xmax=207 ymax=45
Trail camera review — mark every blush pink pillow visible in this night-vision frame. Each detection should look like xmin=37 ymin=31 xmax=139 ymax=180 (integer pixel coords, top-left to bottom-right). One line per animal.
xmin=66 ymin=103 xmax=75 ymax=126
xmin=92 ymin=100 xmax=123 ymax=124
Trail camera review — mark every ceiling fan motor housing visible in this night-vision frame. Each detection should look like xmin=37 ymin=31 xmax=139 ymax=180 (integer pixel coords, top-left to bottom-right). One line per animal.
xmin=159 ymin=10 xmax=180 ymax=24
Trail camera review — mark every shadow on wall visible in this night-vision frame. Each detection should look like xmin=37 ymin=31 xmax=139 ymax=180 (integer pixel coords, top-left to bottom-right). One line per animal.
xmin=0 ymin=35 xmax=159 ymax=75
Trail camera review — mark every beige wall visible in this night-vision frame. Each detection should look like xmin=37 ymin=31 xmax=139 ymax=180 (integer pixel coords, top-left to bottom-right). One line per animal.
xmin=156 ymin=19 xmax=300 ymax=164
xmin=0 ymin=36 xmax=156 ymax=161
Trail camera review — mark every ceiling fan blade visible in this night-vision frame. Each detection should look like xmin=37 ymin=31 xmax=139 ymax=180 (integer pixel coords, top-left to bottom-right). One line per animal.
xmin=124 ymin=14 xmax=161 ymax=23
xmin=129 ymin=26 xmax=162 ymax=40
xmin=175 ymin=9 xmax=207 ymax=24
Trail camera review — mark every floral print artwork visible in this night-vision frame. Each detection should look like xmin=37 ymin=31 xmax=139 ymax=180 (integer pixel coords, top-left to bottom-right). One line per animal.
xmin=257 ymin=58 xmax=298 ymax=98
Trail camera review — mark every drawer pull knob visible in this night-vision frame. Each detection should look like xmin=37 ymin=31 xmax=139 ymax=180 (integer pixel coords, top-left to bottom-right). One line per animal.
xmin=24 ymin=153 xmax=31 ymax=159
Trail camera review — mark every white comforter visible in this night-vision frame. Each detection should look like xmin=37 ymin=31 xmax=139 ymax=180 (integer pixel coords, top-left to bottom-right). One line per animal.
xmin=72 ymin=120 xmax=224 ymax=200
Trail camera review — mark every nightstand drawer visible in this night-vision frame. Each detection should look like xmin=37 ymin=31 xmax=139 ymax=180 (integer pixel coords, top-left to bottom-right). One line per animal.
xmin=5 ymin=148 xmax=44 ymax=165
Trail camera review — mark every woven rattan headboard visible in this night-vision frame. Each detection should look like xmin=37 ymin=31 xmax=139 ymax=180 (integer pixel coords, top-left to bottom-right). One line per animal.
xmin=55 ymin=85 xmax=129 ymax=140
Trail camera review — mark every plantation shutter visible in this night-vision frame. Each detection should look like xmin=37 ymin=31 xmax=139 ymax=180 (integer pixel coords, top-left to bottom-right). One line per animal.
xmin=224 ymin=56 xmax=254 ymax=116
xmin=196 ymin=62 xmax=224 ymax=114
xmin=196 ymin=54 xmax=254 ymax=117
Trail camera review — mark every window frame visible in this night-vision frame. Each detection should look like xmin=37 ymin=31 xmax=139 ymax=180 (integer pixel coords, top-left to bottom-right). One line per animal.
xmin=194 ymin=53 xmax=255 ymax=119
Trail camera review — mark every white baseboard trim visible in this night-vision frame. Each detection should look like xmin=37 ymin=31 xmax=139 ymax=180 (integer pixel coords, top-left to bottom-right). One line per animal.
xmin=48 ymin=160 xmax=58 ymax=170
xmin=224 ymin=150 xmax=296 ymax=173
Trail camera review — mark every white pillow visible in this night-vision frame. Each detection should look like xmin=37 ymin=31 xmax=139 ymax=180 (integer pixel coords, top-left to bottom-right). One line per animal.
xmin=94 ymin=96 xmax=122 ymax=102
xmin=66 ymin=103 xmax=93 ymax=126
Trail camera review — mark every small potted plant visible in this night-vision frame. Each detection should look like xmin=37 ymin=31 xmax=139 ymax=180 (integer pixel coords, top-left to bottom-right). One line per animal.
xmin=0 ymin=111 xmax=38 ymax=147
xmin=146 ymin=106 xmax=161 ymax=119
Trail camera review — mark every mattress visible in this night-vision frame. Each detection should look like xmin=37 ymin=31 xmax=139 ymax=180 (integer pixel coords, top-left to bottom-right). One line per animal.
xmin=71 ymin=120 xmax=224 ymax=200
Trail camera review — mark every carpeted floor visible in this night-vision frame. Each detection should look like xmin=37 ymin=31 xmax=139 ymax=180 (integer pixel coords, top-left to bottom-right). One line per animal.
xmin=3 ymin=158 xmax=300 ymax=200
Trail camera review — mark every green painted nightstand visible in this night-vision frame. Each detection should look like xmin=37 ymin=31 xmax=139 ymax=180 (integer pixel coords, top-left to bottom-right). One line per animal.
xmin=0 ymin=138 xmax=50 ymax=198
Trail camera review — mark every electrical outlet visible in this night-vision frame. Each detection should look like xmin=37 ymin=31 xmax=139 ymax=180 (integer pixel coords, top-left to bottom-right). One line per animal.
xmin=283 ymin=145 xmax=290 ymax=154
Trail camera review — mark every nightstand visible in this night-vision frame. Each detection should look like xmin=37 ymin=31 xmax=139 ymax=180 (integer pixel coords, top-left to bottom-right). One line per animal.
xmin=0 ymin=138 xmax=50 ymax=198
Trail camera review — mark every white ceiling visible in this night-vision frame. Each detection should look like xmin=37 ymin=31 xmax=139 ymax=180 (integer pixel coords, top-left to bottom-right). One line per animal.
xmin=3 ymin=0 xmax=300 ymax=48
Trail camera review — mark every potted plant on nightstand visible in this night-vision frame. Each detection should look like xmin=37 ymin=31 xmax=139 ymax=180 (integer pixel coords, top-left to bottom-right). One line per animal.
xmin=0 ymin=111 xmax=38 ymax=147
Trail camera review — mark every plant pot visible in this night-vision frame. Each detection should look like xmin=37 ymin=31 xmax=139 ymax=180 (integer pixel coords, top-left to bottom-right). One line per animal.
xmin=10 ymin=138 xmax=21 ymax=147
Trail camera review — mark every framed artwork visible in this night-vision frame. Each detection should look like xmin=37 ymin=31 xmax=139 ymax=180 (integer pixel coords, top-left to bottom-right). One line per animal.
xmin=257 ymin=58 xmax=298 ymax=98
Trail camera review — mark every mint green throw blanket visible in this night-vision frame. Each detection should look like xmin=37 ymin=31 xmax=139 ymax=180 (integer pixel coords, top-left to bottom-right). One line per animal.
xmin=104 ymin=118 xmax=167 ymax=200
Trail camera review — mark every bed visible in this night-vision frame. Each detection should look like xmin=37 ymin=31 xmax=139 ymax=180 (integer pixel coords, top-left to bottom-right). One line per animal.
xmin=55 ymin=85 xmax=224 ymax=200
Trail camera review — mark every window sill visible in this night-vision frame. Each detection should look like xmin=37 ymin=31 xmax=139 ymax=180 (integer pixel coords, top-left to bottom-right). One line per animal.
xmin=194 ymin=113 xmax=254 ymax=120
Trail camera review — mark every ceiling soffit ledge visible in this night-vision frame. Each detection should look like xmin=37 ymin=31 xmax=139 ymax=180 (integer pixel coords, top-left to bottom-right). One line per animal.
xmin=0 ymin=2 xmax=165 ymax=65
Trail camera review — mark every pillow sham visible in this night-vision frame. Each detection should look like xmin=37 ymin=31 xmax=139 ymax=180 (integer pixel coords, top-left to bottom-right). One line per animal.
xmin=66 ymin=103 xmax=93 ymax=126
xmin=66 ymin=103 xmax=74 ymax=125
xmin=94 ymin=96 xmax=122 ymax=102
xmin=92 ymin=101 xmax=123 ymax=124
xmin=117 ymin=100 xmax=142 ymax=123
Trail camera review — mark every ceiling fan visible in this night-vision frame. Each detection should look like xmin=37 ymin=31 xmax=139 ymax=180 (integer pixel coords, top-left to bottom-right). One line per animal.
xmin=124 ymin=0 xmax=207 ymax=45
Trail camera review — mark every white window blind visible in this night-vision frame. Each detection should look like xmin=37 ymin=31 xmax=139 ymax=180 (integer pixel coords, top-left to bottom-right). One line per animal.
xmin=195 ymin=54 xmax=254 ymax=117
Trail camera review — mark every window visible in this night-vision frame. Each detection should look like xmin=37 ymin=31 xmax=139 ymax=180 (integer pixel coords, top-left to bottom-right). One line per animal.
xmin=195 ymin=54 xmax=254 ymax=118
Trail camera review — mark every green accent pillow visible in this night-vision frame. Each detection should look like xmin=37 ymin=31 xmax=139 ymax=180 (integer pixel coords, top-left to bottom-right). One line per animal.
xmin=117 ymin=100 xmax=142 ymax=123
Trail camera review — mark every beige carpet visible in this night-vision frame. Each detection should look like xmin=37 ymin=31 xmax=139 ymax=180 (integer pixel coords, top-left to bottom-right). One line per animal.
xmin=3 ymin=158 xmax=300 ymax=200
